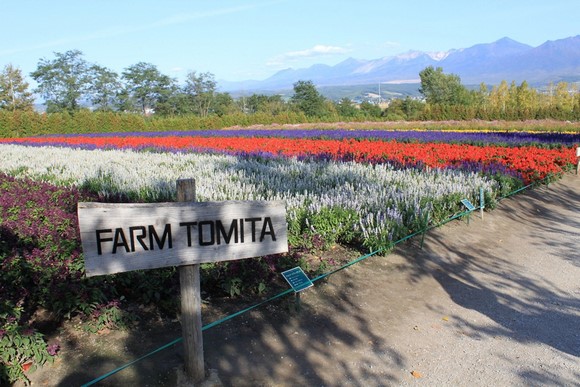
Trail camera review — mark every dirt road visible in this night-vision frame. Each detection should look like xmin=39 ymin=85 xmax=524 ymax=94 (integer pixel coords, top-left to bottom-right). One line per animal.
xmin=26 ymin=173 xmax=580 ymax=386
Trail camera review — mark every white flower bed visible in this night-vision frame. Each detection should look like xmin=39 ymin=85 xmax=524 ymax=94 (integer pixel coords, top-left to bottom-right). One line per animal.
xmin=0 ymin=144 xmax=497 ymax=250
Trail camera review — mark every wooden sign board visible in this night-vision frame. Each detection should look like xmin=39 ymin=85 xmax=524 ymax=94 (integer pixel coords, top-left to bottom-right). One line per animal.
xmin=78 ymin=200 xmax=288 ymax=277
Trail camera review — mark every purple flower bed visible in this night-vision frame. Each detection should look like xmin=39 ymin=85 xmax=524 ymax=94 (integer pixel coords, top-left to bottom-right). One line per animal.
xmin=0 ymin=174 xmax=98 ymax=319
xmin=37 ymin=129 xmax=580 ymax=147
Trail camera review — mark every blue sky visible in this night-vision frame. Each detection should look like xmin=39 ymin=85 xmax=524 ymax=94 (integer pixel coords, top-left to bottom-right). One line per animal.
xmin=2 ymin=0 xmax=579 ymax=87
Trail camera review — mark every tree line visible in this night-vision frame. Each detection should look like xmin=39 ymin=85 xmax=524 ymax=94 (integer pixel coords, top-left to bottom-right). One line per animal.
xmin=1 ymin=50 xmax=579 ymax=123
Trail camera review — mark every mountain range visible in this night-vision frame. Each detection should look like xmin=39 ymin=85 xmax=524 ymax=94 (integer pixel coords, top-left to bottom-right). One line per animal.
xmin=220 ymin=35 xmax=580 ymax=94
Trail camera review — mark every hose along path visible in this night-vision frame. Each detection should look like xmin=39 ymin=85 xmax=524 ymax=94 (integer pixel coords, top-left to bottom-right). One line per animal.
xmin=82 ymin=176 xmax=553 ymax=386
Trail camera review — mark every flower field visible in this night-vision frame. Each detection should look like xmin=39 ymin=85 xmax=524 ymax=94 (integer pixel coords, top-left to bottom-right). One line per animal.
xmin=0 ymin=128 xmax=578 ymax=384
xmin=0 ymin=129 xmax=577 ymax=249
xmin=1 ymin=129 xmax=578 ymax=184
xmin=0 ymin=143 xmax=499 ymax=247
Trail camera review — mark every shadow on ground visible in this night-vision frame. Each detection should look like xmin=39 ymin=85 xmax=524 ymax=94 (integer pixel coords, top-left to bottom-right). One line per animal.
xmin=398 ymin=175 xmax=580 ymax=385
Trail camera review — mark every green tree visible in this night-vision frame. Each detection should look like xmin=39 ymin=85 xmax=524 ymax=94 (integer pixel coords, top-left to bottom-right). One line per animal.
xmin=359 ymin=101 xmax=382 ymax=117
xmin=290 ymin=80 xmax=326 ymax=117
xmin=115 ymin=89 xmax=136 ymax=113
xmin=515 ymin=81 xmax=537 ymax=118
xmin=212 ymin=92 xmax=237 ymax=116
xmin=88 ymin=65 xmax=120 ymax=111
xmin=553 ymin=82 xmax=575 ymax=113
xmin=245 ymin=94 xmax=269 ymax=113
xmin=159 ymin=92 xmax=194 ymax=116
xmin=419 ymin=66 xmax=470 ymax=106
xmin=388 ymin=97 xmax=425 ymax=120
xmin=183 ymin=71 xmax=217 ymax=117
xmin=31 ymin=50 xmax=92 ymax=113
xmin=336 ymin=97 xmax=359 ymax=117
xmin=258 ymin=95 xmax=288 ymax=115
xmin=121 ymin=62 xmax=176 ymax=115
xmin=0 ymin=64 xmax=34 ymax=111
xmin=489 ymin=80 xmax=509 ymax=115
xmin=507 ymin=81 xmax=519 ymax=113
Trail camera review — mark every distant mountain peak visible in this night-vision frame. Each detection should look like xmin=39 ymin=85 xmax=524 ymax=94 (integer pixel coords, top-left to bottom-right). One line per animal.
xmin=427 ymin=50 xmax=452 ymax=61
xmin=220 ymin=35 xmax=580 ymax=92
xmin=337 ymin=57 xmax=366 ymax=66
xmin=495 ymin=36 xmax=520 ymax=44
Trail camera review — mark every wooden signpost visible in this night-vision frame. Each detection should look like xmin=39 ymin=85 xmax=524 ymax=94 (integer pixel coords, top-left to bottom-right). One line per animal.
xmin=77 ymin=179 xmax=288 ymax=383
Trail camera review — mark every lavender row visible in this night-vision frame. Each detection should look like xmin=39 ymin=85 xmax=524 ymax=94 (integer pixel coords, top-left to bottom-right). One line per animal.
xmin=38 ymin=129 xmax=580 ymax=147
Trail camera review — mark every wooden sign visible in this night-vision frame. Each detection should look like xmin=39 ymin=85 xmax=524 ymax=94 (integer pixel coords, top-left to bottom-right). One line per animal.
xmin=78 ymin=200 xmax=288 ymax=276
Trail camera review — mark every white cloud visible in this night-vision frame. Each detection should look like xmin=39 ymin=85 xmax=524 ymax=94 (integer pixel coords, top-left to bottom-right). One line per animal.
xmin=267 ymin=44 xmax=350 ymax=66
xmin=285 ymin=44 xmax=350 ymax=58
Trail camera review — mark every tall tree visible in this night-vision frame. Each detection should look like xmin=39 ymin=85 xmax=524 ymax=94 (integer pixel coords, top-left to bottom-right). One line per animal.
xmin=554 ymin=82 xmax=575 ymax=113
xmin=488 ymin=80 xmax=508 ymax=115
xmin=359 ymin=101 xmax=382 ymax=117
xmin=122 ymin=62 xmax=176 ymax=115
xmin=245 ymin=94 xmax=269 ymax=113
xmin=212 ymin=92 xmax=237 ymax=116
xmin=88 ymin=65 xmax=120 ymax=111
xmin=336 ymin=97 xmax=359 ymax=117
xmin=183 ymin=71 xmax=217 ymax=117
xmin=31 ymin=50 xmax=91 ymax=113
xmin=515 ymin=81 xmax=537 ymax=116
xmin=419 ymin=66 xmax=470 ymax=105
xmin=0 ymin=64 xmax=34 ymax=111
xmin=244 ymin=94 xmax=288 ymax=115
xmin=290 ymin=80 xmax=326 ymax=117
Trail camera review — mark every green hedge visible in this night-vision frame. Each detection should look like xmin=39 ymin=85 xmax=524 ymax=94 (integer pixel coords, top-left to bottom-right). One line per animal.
xmin=1 ymin=110 xmax=580 ymax=138
xmin=0 ymin=110 xmax=319 ymax=137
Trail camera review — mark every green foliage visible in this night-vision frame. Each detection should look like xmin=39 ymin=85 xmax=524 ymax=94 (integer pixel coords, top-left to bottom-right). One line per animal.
xmin=0 ymin=110 xmax=319 ymax=137
xmin=0 ymin=64 xmax=34 ymax=112
xmin=419 ymin=66 xmax=471 ymax=106
xmin=31 ymin=50 xmax=92 ymax=113
xmin=198 ymin=250 xmax=313 ymax=299
xmin=82 ymin=299 xmax=134 ymax=333
xmin=335 ymin=97 xmax=359 ymax=117
xmin=222 ymin=278 xmax=243 ymax=298
xmin=89 ymin=65 xmax=121 ymax=112
xmin=244 ymin=94 xmax=289 ymax=115
xmin=303 ymin=207 xmax=359 ymax=249
xmin=384 ymin=97 xmax=425 ymax=120
xmin=291 ymin=80 xmax=328 ymax=117
xmin=182 ymin=71 xmax=218 ymax=117
xmin=490 ymin=172 xmax=524 ymax=198
xmin=0 ymin=316 xmax=57 ymax=385
xmin=121 ymin=62 xmax=177 ymax=115
xmin=359 ymin=101 xmax=382 ymax=118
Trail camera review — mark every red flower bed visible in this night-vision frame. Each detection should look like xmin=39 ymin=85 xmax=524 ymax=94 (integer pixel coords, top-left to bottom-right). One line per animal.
xmin=3 ymin=135 xmax=576 ymax=183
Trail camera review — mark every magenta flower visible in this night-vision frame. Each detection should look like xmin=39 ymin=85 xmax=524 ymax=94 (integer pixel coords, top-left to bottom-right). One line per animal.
xmin=47 ymin=343 xmax=60 ymax=356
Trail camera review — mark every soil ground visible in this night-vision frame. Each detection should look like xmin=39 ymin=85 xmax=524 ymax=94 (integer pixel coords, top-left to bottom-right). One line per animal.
xmin=21 ymin=173 xmax=580 ymax=386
